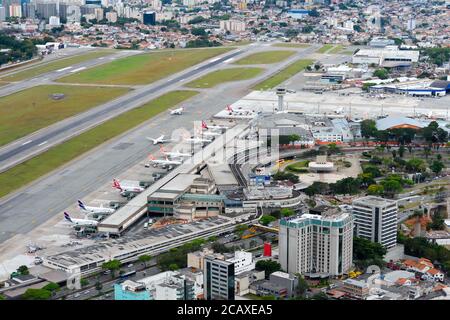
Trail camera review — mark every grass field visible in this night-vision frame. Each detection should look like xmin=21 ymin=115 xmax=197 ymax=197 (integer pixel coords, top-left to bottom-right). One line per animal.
xmin=328 ymin=45 xmax=344 ymax=54
xmin=0 ymin=90 xmax=198 ymax=199
xmin=233 ymin=50 xmax=295 ymax=65
xmin=317 ymin=44 xmax=334 ymax=53
xmin=0 ymin=85 xmax=131 ymax=147
xmin=57 ymin=48 xmax=232 ymax=85
xmin=272 ymin=43 xmax=310 ymax=48
xmin=0 ymin=50 xmax=116 ymax=82
xmin=185 ymin=67 xmax=264 ymax=88
xmin=252 ymin=59 xmax=313 ymax=90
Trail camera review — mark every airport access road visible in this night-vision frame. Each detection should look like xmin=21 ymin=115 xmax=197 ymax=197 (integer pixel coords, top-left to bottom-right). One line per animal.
xmin=0 ymin=43 xmax=320 ymax=245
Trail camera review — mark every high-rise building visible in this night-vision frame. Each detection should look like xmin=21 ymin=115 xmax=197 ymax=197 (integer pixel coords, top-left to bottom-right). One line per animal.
xmin=36 ymin=2 xmax=57 ymax=19
xmin=143 ymin=10 xmax=155 ymax=25
xmin=8 ymin=3 xmax=21 ymax=16
xmin=203 ymin=255 xmax=235 ymax=300
xmin=352 ymin=196 xmax=398 ymax=249
xmin=279 ymin=209 xmax=354 ymax=276
xmin=0 ymin=6 xmax=6 ymax=21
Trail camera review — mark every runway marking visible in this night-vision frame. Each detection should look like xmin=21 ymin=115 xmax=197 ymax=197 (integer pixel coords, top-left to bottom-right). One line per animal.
xmin=38 ymin=141 xmax=48 ymax=146
xmin=70 ymin=67 xmax=86 ymax=73
xmin=224 ymin=58 xmax=234 ymax=63
xmin=22 ymin=140 xmax=32 ymax=146
xmin=98 ymin=57 xmax=104 ymax=60
xmin=57 ymin=66 xmax=73 ymax=72
xmin=209 ymin=57 xmax=220 ymax=63
xmin=178 ymin=78 xmax=185 ymax=82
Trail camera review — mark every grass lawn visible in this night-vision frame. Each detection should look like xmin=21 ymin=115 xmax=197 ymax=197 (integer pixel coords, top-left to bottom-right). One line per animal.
xmin=272 ymin=43 xmax=310 ymax=48
xmin=0 ymin=90 xmax=198 ymax=199
xmin=185 ymin=67 xmax=264 ymax=88
xmin=0 ymin=85 xmax=131 ymax=147
xmin=328 ymin=45 xmax=344 ymax=54
xmin=233 ymin=50 xmax=295 ymax=65
xmin=317 ymin=44 xmax=334 ymax=53
xmin=286 ymin=160 xmax=310 ymax=173
xmin=57 ymin=48 xmax=232 ymax=85
xmin=0 ymin=50 xmax=116 ymax=82
xmin=253 ymin=59 xmax=313 ymax=90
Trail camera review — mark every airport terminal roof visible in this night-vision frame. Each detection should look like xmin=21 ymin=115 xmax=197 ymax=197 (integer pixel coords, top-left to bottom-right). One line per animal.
xmin=207 ymin=164 xmax=239 ymax=186
xmin=46 ymin=216 xmax=234 ymax=269
xmin=149 ymin=192 xmax=180 ymax=201
xmin=376 ymin=116 xmax=425 ymax=131
xmin=160 ymin=174 xmax=200 ymax=193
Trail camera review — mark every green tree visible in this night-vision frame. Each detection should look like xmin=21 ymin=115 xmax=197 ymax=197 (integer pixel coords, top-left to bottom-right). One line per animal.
xmin=17 ymin=265 xmax=29 ymax=275
xmin=373 ymin=68 xmax=389 ymax=79
xmin=22 ymin=288 xmax=51 ymax=300
xmin=380 ymin=179 xmax=403 ymax=195
xmin=80 ymin=278 xmax=89 ymax=287
xmin=95 ymin=281 xmax=103 ymax=293
xmin=367 ymin=184 xmax=384 ymax=195
xmin=169 ymin=263 xmax=179 ymax=271
xmin=398 ymin=145 xmax=405 ymax=157
xmin=360 ymin=120 xmax=378 ymax=139
xmin=101 ymin=260 xmax=121 ymax=278
xmin=138 ymin=254 xmax=152 ymax=267
xmin=259 ymin=215 xmax=277 ymax=226
xmin=405 ymin=158 xmax=426 ymax=173
xmin=430 ymin=160 xmax=444 ymax=175
xmin=42 ymin=282 xmax=60 ymax=293
xmin=311 ymin=292 xmax=329 ymax=300
xmin=255 ymin=260 xmax=281 ymax=279
xmin=295 ymin=273 xmax=309 ymax=297
xmin=280 ymin=208 xmax=295 ymax=217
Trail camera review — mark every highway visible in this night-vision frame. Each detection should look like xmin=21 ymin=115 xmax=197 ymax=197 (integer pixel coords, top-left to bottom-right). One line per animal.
xmin=0 ymin=43 xmax=321 ymax=245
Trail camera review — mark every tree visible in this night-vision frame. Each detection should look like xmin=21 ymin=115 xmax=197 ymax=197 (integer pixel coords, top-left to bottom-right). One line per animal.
xmin=398 ymin=145 xmax=405 ymax=157
xmin=327 ymin=143 xmax=341 ymax=155
xmin=367 ymin=184 xmax=384 ymax=196
xmin=280 ymin=208 xmax=295 ymax=218
xmin=138 ymin=254 xmax=152 ymax=267
xmin=17 ymin=265 xmax=29 ymax=275
xmin=405 ymin=158 xmax=426 ymax=173
xmin=430 ymin=160 xmax=444 ymax=175
xmin=428 ymin=212 xmax=445 ymax=231
xmin=169 ymin=264 xmax=179 ymax=271
xmin=380 ymin=179 xmax=403 ymax=195
xmin=259 ymin=215 xmax=277 ymax=226
xmin=101 ymin=260 xmax=121 ymax=278
xmin=80 ymin=278 xmax=89 ymax=287
xmin=255 ymin=260 xmax=281 ymax=279
xmin=360 ymin=120 xmax=378 ymax=139
xmin=22 ymin=288 xmax=51 ymax=300
xmin=295 ymin=274 xmax=309 ymax=297
xmin=42 ymin=282 xmax=60 ymax=293
xmin=373 ymin=68 xmax=389 ymax=79
xmin=363 ymin=165 xmax=381 ymax=178
xmin=191 ymin=27 xmax=207 ymax=37
xmin=311 ymin=292 xmax=329 ymax=300
xmin=95 ymin=281 xmax=103 ymax=293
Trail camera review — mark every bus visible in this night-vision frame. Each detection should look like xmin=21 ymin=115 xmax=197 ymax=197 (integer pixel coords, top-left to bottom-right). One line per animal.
xmin=120 ymin=270 xmax=136 ymax=280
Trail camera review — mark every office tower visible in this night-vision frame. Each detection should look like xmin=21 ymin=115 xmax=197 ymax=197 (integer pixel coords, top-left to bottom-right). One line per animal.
xmin=203 ymin=255 xmax=235 ymax=300
xmin=407 ymin=17 xmax=416 ymax=31
xmin=143 ymin=10 xmax=155 ymax=25
xmin=36 ymin=2 xmax=57 ymax=19
xmin=23 ymin=2 xmax=35 ymax=18
xmin=352 ymin=196 xmax=398 ymax=249
xmin=8 ymin=3 xmax=21 ymax=16
xmin=279 ymin=209 xmax=354 ymax=276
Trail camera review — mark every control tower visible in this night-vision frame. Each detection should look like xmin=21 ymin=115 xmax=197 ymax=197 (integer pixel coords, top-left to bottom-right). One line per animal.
xmin=276 ymin=87 xmax=286 ymax=112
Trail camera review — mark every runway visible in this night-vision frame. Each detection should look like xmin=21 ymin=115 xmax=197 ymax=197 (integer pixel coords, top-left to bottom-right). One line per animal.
xmin=0 ymin=43 xmax=321 ymax=244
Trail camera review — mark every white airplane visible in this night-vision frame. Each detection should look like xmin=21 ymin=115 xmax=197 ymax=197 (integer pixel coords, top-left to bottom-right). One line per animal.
xmin=184 ymin=136 xmax=213 ymax=144
xmin=63 ymin=212 xmax=98 ymax=227
xmin=112 ymin=179 xmax=145 ymax=194
xmin=201 ymin=121 xmax=229 ymax=131
xmin=225 ymin=105 xmax=251 ymax=116
xmin=147 ymin=154 xmax=183 ymax=167
xmin=200 ymin=130 xmax=221 ymax=138
xmin=77 ymin=200 xmax=115 ymax=215
xmin=146 ymin=135 xmax=172 ymax=145
xmin=159 ymin=146 xmax=191 ymax=158
xmin=169 ymin=107 xmax=184 ymax=115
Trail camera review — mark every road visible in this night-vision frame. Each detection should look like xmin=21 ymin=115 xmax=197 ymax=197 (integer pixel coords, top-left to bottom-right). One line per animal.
xmin=0 ymin=43 xmax=321 ymax=244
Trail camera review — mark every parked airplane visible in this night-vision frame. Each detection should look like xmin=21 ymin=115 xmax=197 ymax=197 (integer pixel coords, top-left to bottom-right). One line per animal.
xmin=146 ymin=135 xmax=172 ymax=145
xmin=147 ymin=154 xmax=183 ymax=167
xmin=184 ymin=136 xmax=213 ymax=144
xmin=159 ymin=146 xmax=191 ymax=158
xmin=169 ymin=107 xmax=184 ymax=115
xmin=77 ymin=200 xmax=115 ymax=215
xmin=201 ymin=121 xmax=229 ymax=131
xmin=63 ymin=212 xmax=98 ymax=227
xmin=112 ymin=179 xmax=145 ymax=194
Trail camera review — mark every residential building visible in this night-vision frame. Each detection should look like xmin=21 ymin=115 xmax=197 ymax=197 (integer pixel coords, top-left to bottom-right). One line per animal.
xmin=279 ymin=210 xmax=354 ymax=277
xmin=352 ymin=196 xmax=398 ymax=249
xmin=114 ymin=280 xmax=151 ymax=300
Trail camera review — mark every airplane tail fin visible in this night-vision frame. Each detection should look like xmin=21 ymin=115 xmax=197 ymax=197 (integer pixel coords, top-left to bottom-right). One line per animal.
xmin=159 ymin=145 xmax=166 ymax=154
xmin=202 ymin=121 xmax=208 ymax=129
xmin=64 ymin=212 xmax=73 ymax=222
xmin=77 ymin=200 xmax=86 ymax=211
xmin=112 ymin=179 xmax=122 ymax=190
